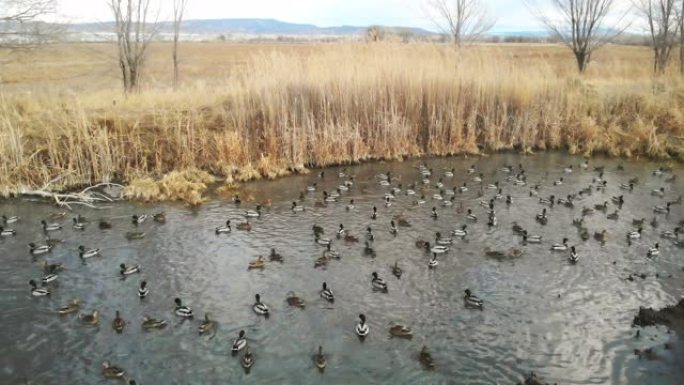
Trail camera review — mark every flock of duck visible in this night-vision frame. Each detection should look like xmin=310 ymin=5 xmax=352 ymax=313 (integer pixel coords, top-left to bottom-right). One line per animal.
xmin=2 ymin=158 xmax=682 ymax=384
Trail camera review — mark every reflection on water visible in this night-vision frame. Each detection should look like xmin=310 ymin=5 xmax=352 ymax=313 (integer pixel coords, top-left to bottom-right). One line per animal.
xmin=1 ymin=153 xmax=683 ymax=384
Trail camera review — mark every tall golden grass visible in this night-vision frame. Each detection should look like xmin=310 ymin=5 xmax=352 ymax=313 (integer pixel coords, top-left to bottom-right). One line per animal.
xmin=0 ymin=42 xmax=682 ymax=203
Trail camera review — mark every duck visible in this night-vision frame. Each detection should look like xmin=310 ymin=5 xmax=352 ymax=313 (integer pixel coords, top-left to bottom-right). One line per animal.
xmin=125 ymin=231 xmax=145 ymax=240
xmin=428 ymin=253 xmax=439 ymax=268
xmin=389 ymin=220 xmax=398 ymax=235
xmin=232 ymin=330 xmax=247 ymax=352
xmin=594 ymin=230 xmax=607 ymax=243
xmin=344 ymin=233 xmax=359 ymax=243
xmin=607 ymin=210 xmax=619 ymax=220
xmin=426 ymin=242 xmax=448 ymax=254
xmin=647 ymin=243 xmax=660 ymax=257
xmin=2 ymin=215 xmax=19 ymax=224
xmin=174 ymin=298 xmax=194 ymax=318
xmin=41 ymin=220 xmax=62 ymax=232
xmin=435 ymin=232 xmax=453 ymax=246
xmin=141 ymin=316 xmax=167 ymax=329
xmin=652 ymin=187 xmax=666 ymax=197
xmin=312 ymin=224 xmax=324 ymax=236
xmin=236 ymin=221 xmax=252 ymax=231
xmin=371 ymin=272 xmax=388 ymax=292
xmin=336 ymin=224 xmax=346 ymax=237
xmin=464 ymin=289 xmax=483 ymax=310
xmin=120 ymin=263 xmax=141 ymax=276
xmin=98 ymin=218 xmax=112 ymax=229
xmin=419 ymin=346 xmax=435 ymax=369
xmin=654 ymin=202 xmax=671 ymax=214
xmin=551 ymin=238 xmax=569 ymax=251
xmin=199 ymin=313 xmax=215 ymax=335
xmin=320 ymin=282 xmax=334 ymax=302
xmin=253 ymin=294 xmax=269 ymax=316
xmin=466 ymin=209 xmax=477 ymax=221
xmin=268 ymin=248 xmax=284 ymax=263
xmin=366 ymin=226 xmax=375 ymax=241
xmin=58 ymin=299 xmax=80 ymax=315
xmin=41 ymin=272 xmax=58 ymax=284
xmin=314 ymin=346 xmax=327 ymax=370
xmin=458 ymin=183 xmax=468 ymax=193
xmin=512 ymin=222 xmax=525 ymax=235
xmin=112 ymin=310 xmax=126 ymax=333
xmin=391 ymin=261 xmax=403 ymax=279
xmin=323 ymin=191 xmax=337 ymax=203
xmin=138 ymin=281 xmax=149 ymax=298
xmin=553 ymin=177 xmax=564 ymax=186
xmin=633 ymin=218 xmax=645 ymax=227
xmin=29 ymin=280 xmax=50 ymax=296
xmin=0 ymin=226 xmax=16 ymax=236
xmin=248 ymin=256 xmax=265 ymax=270
xmin=315 ymin=234 xmax=332 ymax=246
xmin=215 ymin=220 xmax=232 ymax=234
xmin=536 ymin=208 xmax=548 ymax=225
xmin=661 ymin=227 xmax=681 ymax=239
xmin=451 ymin=224 xmax=468 ymax=237
xmin=389 ymin=323 xmax=413 ymax=338
xmin=430 ymin=207 xmax=438 ymax=218
xmin=594 ymin=201 xmax=608 ymax=211
xmin=48 ymin=211 xmax=66 ymax=220
xmin=568 ymin=246 xmax=579 ymax=264
xmin=619 ymin=183 xmax=634 ymax=191
xmin=355 ymin=314 xmax=370 ymax=337
xmin=522 ymin=231 xmax=542 ymax=244
xmin=539 ymin=195 xmax=555 ymax=206
xmin=153 ymin=212 xmax=166 ymax=223
xmin=290 ymin=201 xmax=304 ymax=213
xmin=241 ymin=349 xmax=255 ymax=370
xmin=582 ymin=207 xmax=595 ymax=216
xmin=78 ymin=245 xmax=100 ymax=259
xmin=29 ymin=242 xmax=52 ymax=256
xmin=563 ymin=165 xmax=573 ymax=173
xmin=346 ymin=199 xmax=355 ymax=211
xmin=286 ymin=291 xmax=305 ymax=308
xmin=71 ymin=218 xmax=85 ymax=230
xmin=650 ymin=217 xmax=659 ymax=228
xmin=132 ymin=214 xmax=147 ymax=224
xmin=307 ymin=183 xmax=317 ymax=192
xmin=244 ymin=205 xmax=262 ymax=218
xmin=80 ymin=310 xmax=99 ymax=325
xmin=101 ymin=361 xmax=125 ymax=379
xmin=627 ymin=228 xmax=642 ymax=239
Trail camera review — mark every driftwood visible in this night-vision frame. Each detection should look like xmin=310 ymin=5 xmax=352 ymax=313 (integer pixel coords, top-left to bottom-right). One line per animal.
xmin=17 ymin=181 xmax=125 ymax=210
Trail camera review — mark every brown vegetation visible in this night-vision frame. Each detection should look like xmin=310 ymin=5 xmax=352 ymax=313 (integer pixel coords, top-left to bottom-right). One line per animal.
xmin=0 ymin=42 xmax=683 ymax=203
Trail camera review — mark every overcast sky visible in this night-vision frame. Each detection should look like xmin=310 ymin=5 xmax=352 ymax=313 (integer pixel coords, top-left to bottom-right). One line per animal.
xmin=58 ymin=0 xmax=545 ymax=32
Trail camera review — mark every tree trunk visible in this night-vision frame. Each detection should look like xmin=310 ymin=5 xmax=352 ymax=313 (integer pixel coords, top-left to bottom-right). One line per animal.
xmin=574 ymin=50 xmax=589 ymax=73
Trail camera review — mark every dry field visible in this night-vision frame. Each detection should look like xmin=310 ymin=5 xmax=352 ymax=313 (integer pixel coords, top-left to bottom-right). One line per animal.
xmin=0 ymin=42 xmax=682 ymax=203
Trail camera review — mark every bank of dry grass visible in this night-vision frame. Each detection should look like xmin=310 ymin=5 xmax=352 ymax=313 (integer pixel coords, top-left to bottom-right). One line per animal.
xmin=0 ymin=42 xmax=683 ymax=203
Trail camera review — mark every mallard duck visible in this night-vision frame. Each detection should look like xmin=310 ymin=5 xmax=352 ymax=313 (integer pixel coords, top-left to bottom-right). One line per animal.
xmin=451 ymin=224 xmax=468 ymax=237
xmin=141 ymin=316 xmax=167 ymax=329
xmin=391 ymin=261 xmax=403 ymax=278
xmin=99 ymin=219 xmax=112 ymax=229
xmin=336 ymin=224 xmax=346 ymax=237
xmin=112 ymin=310 xmax=126 ymax=333
xmin=650 ymin=216 xmax=659 ymax=228
xmin=661 ymin=227 xmax=681 ymax=239
xmin=389 ymin=220 xmax=398 ymax=235
xmin=620 ymin=183 xmax=634 ymax=191
xmin=291 ymin=201 xmax=305 ymax=213
xmin=58 ymin=299 xmax=80 ymax=315
xmin=435 ymin=232 xmax=452 ymax=246
xmin=236 ymin=221 xmax=252 ymax=231
xmin=102 ymin=361 xmax=125 ymax=379
xmin=356 ymin=314 xmax=369 ymax=337
xmin=366 ymin=226 xmax=375 ymax=241
xmin=78 ymin=245 xmax=100 ymax=259
xmin=371 ymin=272 xmax=388 ymax=292
xmin=120 ymin=263 xmax=141 ymax=276
xmin=551 ymin=238 xmax=569 ymax=251
xmin=138 ymin=281 xmax=149 ymax=298
xmin=539 ymin=195 xmax=555 ymax=205
xmin=29 ymin=280 xmax=49 ymax=296
xmin=125 ymin=231 xmax=145 ymax=240
xmin=363 ymin=241 xmax=376 ymax=257
xmin=41 ymin=272 xmax=58 ymax=284
xmin=199 ymin=313 xmax=215 ymax=335
xmin=2 ymin=215 xmax=19 ymax=224
xmin=627 ymin=228 xmax=642 ymax=239
xmin=594 ymin=230 xmax=607 ymax=242
xmin=652 ymin=187 xmax=666 ymax=197
xmin=418 ymin=346 xmax=435 ymax=369
xmin=594 ymin=201 xmax=608 ymax=211
xmin=268 ymin=248 xmax=284 ymax=263
xmin=389 ymin=323 xmax=413 ymax=338
xmin=232 ymin=330 xmax=247 ymax=352
xmin=233 ymin=194 xmax=242 ymax=204
xmin=512 ymin=222 xmax=525 ymax=235
xmin=370 ymin=206 xmax=378 ymax=220
xmin=80 ymin=310 xmax=99 ymax=325
xmin=466 ymin=209 xmax=477 ymax=221
xmin=241 ymin=349 xmax=255 ymax=369
xmin=553 ymin=177 xmax=564 ymax=186
xmin=307 ymin=183 xmax=317 ymax=192
xmin=647 ymin=243 xmax=660 ymax=257
xmin=0 ymin=226 xmax=16 ymax=236
xmin=464 ymin=289 xmax=483 ymax=310
xmin=425 ymin=242 xmax=448 ymax=254
xmin=132 ymin=214 xmax=147 ymax=225
xmin=428 ymin=253 xmax=439 ymax=268
xmin=535 ymin=208 xmax=548 ymax=225
xmin=344 ymin=233 xmax=359 ymax=243
xmin=314 ymin=255 xmax=329 ymax=269
xmin=320 ymin=282 xmax=334 ymax=302
xmin=568 ymin=246 xmax=579 ymax=264
xmin=633 ymin=218 xmax=645 ymax=226
xmin=244 ymin=205 xmax=262 ymax=218
xmin=253 ymin=294 xmax=269 ymax=316
xmin=654 ymin=202 xmax=670 ymax=214
xmin=174 ymin=298 xmax=193 ymax=318
xmin=522 ymin=231 xmax=542 ymax=244
xmin=612 ymin=195 xmax=625 ymax=205
xmin=71 ymin=218 xmax=85 ymax=230
xmin=579 ymin=227 xmax=590 ymax=241
xmin=323 ymin=191 xmax=337 ymax=203
xmin=314 ymin=346 xmax=327 ymax=370
xmin=286 ymin=291 xmax=305 ymax=308
xmin=41 ymin=220 xmax=62 ymax=232
xmin=248 ymin=256 xmax=265 ymax=270
xmin=665 ymin=174 xmax=677 ymax=183
xmin=323 ymin=244 xmax=340 ymax=260
xmin=582 ymin=207 xmax=595 ymax=216
xmin=48 ymin=211 xmax=67 ymax=220
xmin=215 ymin=220 xmax=232 ymax=234
xmin=153 ymin=212 xmax=166 ymax=223
xmin=564 ymin=165 xmax=573 ymax=173
xmin=346 ymin=199 xmax=355 ymax=211
xmin=607 ymin=210 xmax=619 ymax=220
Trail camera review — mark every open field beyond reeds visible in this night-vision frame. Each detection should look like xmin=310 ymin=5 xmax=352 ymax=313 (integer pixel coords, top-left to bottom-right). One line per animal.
xmin=1 ymin=42 xmax=683 ymax=203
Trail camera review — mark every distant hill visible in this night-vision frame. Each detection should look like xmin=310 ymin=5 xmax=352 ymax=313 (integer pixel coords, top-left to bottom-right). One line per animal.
xmin=70 ymin=18 xmax=437 ymax=37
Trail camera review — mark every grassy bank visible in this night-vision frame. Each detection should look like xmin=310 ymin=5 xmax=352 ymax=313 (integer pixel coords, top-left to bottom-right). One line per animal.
xmin=1 ymin=43 xmax=683 ymax=204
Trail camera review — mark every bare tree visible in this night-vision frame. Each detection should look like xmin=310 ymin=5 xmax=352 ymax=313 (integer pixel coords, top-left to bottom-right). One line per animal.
xmin=366 ymin=25 xmax=384 ymax=42
xmin=530 ymin=0 xmax=627 ymax=73
xmin=680 ymin=0 xmax=683 ymax=74
xmin=172 ymin=0 xmax=187 ymax=88
xmin=109 ymin=0 xmax=158 ymax=93
xmin=0 ymin=0 xmax=60 ymax=49
xmin=424 ymin=0 xmax=495 ymax=45
xmin=635 ymin=0 xmax=679 ymax=73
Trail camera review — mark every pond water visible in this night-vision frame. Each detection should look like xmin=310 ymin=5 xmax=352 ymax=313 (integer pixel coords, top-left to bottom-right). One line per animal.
xmin=1 ymin=153 xmax=683 ymax=385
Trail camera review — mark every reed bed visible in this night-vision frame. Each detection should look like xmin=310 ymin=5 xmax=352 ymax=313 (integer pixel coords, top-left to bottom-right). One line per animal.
xmin=0 ymin=43 xmax=683 ymax=203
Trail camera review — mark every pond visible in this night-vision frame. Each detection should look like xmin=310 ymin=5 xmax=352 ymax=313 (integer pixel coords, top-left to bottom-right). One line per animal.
xmin=1 ymin=153 xmax=683 ymax=385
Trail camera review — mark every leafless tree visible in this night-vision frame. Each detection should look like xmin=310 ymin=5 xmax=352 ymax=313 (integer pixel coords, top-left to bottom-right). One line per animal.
xmin=366 ymin=26 xmax=383 ymax=42
xmin=635 ymin=0 xmax=679 ymax=73
xmin=530 ymin=0 xmax=627 ymax=73
xmin=172 ymin=0 xmax=187 ymax=88
xmin=109 ymin=0 xmax=158 ymax=93
xmin=0 ymin=0 xmax=60 ymax=49
xmin=424 ymin=0 xmax=495 ymax=45
xmin=679 ymin=0 xmax=683 ymax=74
